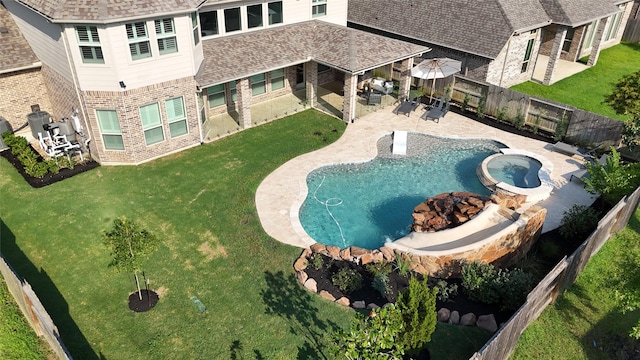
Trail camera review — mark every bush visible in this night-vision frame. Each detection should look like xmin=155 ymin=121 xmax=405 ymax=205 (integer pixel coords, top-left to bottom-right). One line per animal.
xmin=434 ymin=279 xmax=458 ymax=302
xmin=494 ymin=268 xmax=534 ymax=311
xmin=461 ymin=261 xmax=534 ymax=310
xmin=310 ymin=254 xmax=325 ymax=270
xmin=461 ymin=261 xmax=499 ymax=304
xmin=559 ymin=204 xmax=599 ymax=240
xmin=365 ymin=261 xmax=392 ymax=276
xmin=396 ymin=277 xmax=437 ymax=355
xmin=461 ymin=93 xmax=470 ymax=113
xmin=514 ymin=109 xmax=526 ymax=130
xmin=394 ymin=255 xmax=411 ymax=277
xmin=371 ymin=273 xmax=391 ymax=298
xmin=331 ymin=267 xmax=362 ymax=294
xmin=477 ymin=96 xmax=486 ymax=119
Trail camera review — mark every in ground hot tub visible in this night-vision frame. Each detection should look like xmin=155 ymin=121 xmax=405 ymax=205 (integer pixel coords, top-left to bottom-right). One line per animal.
xmin=477 ymin=149 xmax=553 ymax=202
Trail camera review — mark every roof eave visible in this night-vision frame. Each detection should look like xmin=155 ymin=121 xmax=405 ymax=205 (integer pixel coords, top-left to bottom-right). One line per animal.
xmin=0 ymin=61 xmax=42 ymax=75
xmin=513 ymin=20 xmax=553 ymax=35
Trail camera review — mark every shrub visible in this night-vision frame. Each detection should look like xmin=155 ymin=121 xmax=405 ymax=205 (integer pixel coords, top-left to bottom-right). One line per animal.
xmin=496 ymin=106 xmax=507 ymax=123
xmin=559 ymin=204 xmax=599 ymax=240
xmin=477 ymin=96 xmax=486 ymax=119
xmin=514 ymin=254 xmax=543 ymax=280
xmin=365 ymin=261 xmax=392 ymax=276
xmin=554 ymin=111 xmax=568 ymax=142
xmin=371 ymin=273 xmax=391 ymax=298
xmin=394 ymin=255 xmax=411 ymax=277
xmin=494 ymin=268 xmax=533 ymax=311
xmin=47 ymin=159 xmax=60 ymax=174
xmin=461 ymin=93 xmax=470 ymax=112
xmin=331 ymin=267 xmax=362 ymax=294
xmin=539 ymin=240 xmax=561 ymax=259
xmin=396 ymin=277 xmax=437 ymax=355
xmin=434 ymin=279 xmax=458 ymax=302
xmin=461 ymin=261 xmax=499 ymax=304
xmin=461 ymin=261 xmax=534 ymax=310
xmin=310 ymin=254 xmax=325 ymax=270
xmin=514 ymin=109 xmax=526 ymax=130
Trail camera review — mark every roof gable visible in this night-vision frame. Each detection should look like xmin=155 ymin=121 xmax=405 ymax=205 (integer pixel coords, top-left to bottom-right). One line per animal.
xmin=538 ymin=0 xmax=620 ymax=26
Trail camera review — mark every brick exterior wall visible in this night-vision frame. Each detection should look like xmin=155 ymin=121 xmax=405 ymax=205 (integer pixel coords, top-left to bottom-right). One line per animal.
xmin=0 ymin=68 xmax=52 ymax=129
xmin=82 ymin=76 xmax=201 ymax=165
xmin=487 ymin=31 xmax=541 ymax=88
xmin=41 ymin=64 xmax=79 ymax=122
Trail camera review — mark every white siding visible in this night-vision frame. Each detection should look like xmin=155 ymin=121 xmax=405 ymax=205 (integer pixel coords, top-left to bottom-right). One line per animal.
xmin=4 ymin=0 xmax=73 ymax=81
xmin=68 ymin=14 xmax=200 ymax=91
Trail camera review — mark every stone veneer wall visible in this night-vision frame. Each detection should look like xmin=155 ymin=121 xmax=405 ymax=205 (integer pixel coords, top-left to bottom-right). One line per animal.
xmin=295 ymin=205 xmax=546 ymax=279
xmin=0 ymin=68 xmax=52 ymax=129
xmin=82 ymin=76 xmax=201 ymax=165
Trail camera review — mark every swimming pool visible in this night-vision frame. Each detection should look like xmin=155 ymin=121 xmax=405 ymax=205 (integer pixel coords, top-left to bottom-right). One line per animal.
xmin=298 ymin=134 xmax=503 ymax=250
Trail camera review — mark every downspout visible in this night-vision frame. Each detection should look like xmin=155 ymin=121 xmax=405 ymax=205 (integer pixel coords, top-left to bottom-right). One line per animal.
xmin=61 ymin=26 xmax=92 ymax=154
xmin=195 ymin=91 xmax=203 ymax=144
xmin=498 ymin=34 xmax=513 ymax=88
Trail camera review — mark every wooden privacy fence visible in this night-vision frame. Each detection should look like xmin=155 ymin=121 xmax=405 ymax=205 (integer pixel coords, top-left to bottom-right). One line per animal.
xmin=0 ymin=256 xmax=71 ymax=360
xmin=623 ymin=18 xmax=640 ymax=43
xmin=470 ymin=186 xmax=640 ymax=360
xmin=451 ymin=76 xmax=624 ymax=147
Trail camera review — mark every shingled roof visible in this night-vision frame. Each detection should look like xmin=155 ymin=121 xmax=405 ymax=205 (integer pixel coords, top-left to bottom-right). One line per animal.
xmin=0 ymin=5 xmax=39 ymax=73
xmin=196 ymin=20 xmax=429 ymax=87
xmin=538 ymin=0 xmax=620 ymax=26
xmin=14 ymin=0 xmax=205 ymax=23
xmin=348 ymin=0 xmax=551 ymax=60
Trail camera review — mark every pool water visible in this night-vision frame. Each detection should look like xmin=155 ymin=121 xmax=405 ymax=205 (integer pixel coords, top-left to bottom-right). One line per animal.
xmin=299 ymin=134 xmax=503 ymax=250
xmin=487 ymin=155 xmax=542 ymax=188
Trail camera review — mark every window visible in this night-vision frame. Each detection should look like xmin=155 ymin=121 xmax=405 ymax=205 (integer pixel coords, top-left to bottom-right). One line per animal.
xmin=192 ymin=12 xmax=200 ymax=45
xmin=268 ymin=2 xmax=283 ymax=25
xmin=166 ymin=97 xmax=188 ymax=137
xmin=206 ymin=84 xmax=225 ymax=107
xmin=318 ymin=64 xmax=330 ymax=73
xmin=583 ymin=21 xmax=597 ymax=49
xmin=521 ymin=38 xmax=534 ymax=73
xmin=225 ymin=8 xmax=241 ymax=32
xmin=270 ymin=68 xmax=285 ymax=90
xmin=76 ymin=25 xmax=104 ymax=63
xmin=155 ymin=18 xmax=177 ymax=55
xmin=200 ymin=11 xmax=219 ymax=36
xmin=605 ymin=6 xmax=625 ymax=41
xmin=312 ymin=0 xmax=327 ymax=17
xmin=140 ymin=103 xmax=164 ymax=145
xmin=229 ymin=81 xmax=237 ymax=102
xmin=247 ymin=4 xmax=263 ymax=28
xmin=562 ymin=28 xmax=574 ymax=53
xmin=126 ymin=22 xmax=151 ymax=60
xmin=250 ymin=73 xmax=266 ymax=95
xmin=96 ymin=110 xmax=124 ymax=150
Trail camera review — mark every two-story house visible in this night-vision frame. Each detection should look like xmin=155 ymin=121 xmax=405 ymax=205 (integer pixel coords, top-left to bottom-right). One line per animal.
xmin=3 ymin=0 xmax=428 ymax=165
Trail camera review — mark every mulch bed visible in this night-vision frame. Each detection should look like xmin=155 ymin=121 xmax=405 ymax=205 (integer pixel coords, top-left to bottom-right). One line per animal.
xmin=1 ymin=146 xmax=99 ymax=188
xmin=128 ymin=290 xmax=159 ymax=312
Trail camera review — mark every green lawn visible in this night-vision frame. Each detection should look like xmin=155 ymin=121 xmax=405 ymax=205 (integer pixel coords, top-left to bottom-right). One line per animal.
xmin=0 ymin=110 xmax=489 ymax=359
xmin=511 ymin=42 xmax=640 ymax=121
xmin=510 ymin=208 xmax=640 ymax=359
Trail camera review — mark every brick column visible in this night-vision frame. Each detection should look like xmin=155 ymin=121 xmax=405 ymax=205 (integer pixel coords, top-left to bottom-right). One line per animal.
xmin=342 ymin=73 xmax=358 ymax=123
xmin=236 ymin=78 xmax=252 ymax=129
xmin=398 ymin=57 xmax=414 ymax=99
xmin=305 ymin=61 xmax=318 ymax=108
xmin=587 ymin=18 xmax=608 ymax=66
xmin=543 ymin=25 xmax=567 ymax=85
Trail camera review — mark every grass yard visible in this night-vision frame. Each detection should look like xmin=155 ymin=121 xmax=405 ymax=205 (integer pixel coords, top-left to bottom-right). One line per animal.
xmin=0 ymin=109 xmax=489 ymax=359
xmin=509 ymin=208 xmax=640 ymax=359
xmin=511 ymin=42 xmax=640 ymax=121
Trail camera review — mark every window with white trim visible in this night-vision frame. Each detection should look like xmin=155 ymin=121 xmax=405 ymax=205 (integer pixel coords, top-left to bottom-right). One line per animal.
xmin=270 ymin=68 xmax=285 ymax=90
xmin=247 ymin=4 xmax=263 ymax=28
xmin=250 ymin=73 xmax=266 ymax=95
xmin=229 ymin=81 xmax=237 ymax=102
xmin=200 ymin=11 xmax=219 ymax=36
xmin=225 ymin=8 xmax=241 ymax=32
xmin=207 ymin=84 xmax=225 ymax=107
xmin=268 ymin=2 xmax=283 ymax=25
xmin=583 ymin=20 xmax=598 ymax=49
xmin=192 ymin=12 xmax=200 ymax=45
xmin=521 ymin=38 xmax=535 ymax=73
xmin=140 ymin=103 xmax=164 ymax=145
xmin=76 ymin=25 xmax=104 ymax=63
xmin=96 ymin=110 xmax=124 ymax=150
xmin=166 ymin=97 xmax=188 ymax=137
xmin=126 ymin=22 xmax=151 ymax=60
xmin=155 ymin=18 xmax=177 ymax=55
xmin=312 ymin=0 xmax=327 ymax=17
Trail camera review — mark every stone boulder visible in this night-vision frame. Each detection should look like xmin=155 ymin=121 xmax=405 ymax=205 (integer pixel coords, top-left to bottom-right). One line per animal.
xmin=477 ymin=314 xmax=498 ymax=333
xmin=411 ymin=192 xmax=492 ymax=233
xmin=460 ymin=312 xmax=477 ymax=326
xmin=303 ymin=278 xmax=317 ymax=293
xmin=335 ymin=297 xmax=350 ymax=307
xmin=352 ymin=300 xmax=366 ymax=309
xmin=449 ymin=311 xmax=460 ymax=324
xmin=437 ymin=308 xmax=451 ymax=322
xmin=319 ymin=290 xmax=335 ymax=302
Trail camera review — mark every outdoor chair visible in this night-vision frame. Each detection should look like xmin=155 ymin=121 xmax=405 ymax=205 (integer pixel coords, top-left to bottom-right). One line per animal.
xmin=422 ymin=98 xmax=449 ymax=123
xmin=394 ymin=95 xmax=421 ymax=116
xmin=552 ymin=141 xmax=601 ymax=162
xmin=38 ymin=132 xmax=64 ymax=159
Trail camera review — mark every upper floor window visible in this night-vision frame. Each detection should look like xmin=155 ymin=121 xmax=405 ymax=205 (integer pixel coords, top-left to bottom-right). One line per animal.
xmin=225 ymin=8 xmax=241 ymax=33
xmin=200 ymin=11 xmax=219 ymax=36
xmin=75 ymin=25 xmax=104 ymax=63
xmin=268 ymin=2 xmax=283 ymax=25
xmin=312 ymin=0 xmax=327 ymax=18
xmin=192 ymin=12 xmax=200 ymax=45
xmin=126 ymin=22 xmax=151 ymax=60
xmin=247 ymin=4 xmax=263 ymax=29
xmin=155 ymin=18 xmax=178 ymax=55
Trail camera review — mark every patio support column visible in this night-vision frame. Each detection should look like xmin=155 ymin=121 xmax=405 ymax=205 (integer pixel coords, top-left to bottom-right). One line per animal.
xmin=587 ymin=18 xmax=608 ymax=66
xmin=398 ymin=57 xmax=414 ymax=99
xmin=305 ymin=61 xmax=318 ymax=108
xmin=342 ymin=73 xmax=358 ymax=123
xmin=236 ymin=78 xmax=252 ymax=129
xmin=543 ymin=25 xmax=567 ymax=85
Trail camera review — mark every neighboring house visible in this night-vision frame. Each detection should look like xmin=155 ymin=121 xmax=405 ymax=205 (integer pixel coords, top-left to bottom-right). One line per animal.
xmin=348 ymin=0 xmax=634 ymax=88
xmin=0 ymin=5 xmax=51 ymax=129
xmin=2 ymin=0 xmax=428 ymax=165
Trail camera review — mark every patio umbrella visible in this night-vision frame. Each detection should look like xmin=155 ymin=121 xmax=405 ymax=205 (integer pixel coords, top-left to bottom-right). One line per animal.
xmin=411 ymin=58 xmax=462 ymax=102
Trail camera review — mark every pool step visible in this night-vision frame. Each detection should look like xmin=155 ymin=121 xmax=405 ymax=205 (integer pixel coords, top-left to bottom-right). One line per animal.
xmin=392 ymin=130 xmax=407 ymax=155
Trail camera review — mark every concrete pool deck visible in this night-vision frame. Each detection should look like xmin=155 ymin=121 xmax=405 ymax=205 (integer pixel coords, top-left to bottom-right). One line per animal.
xmin=255 ymin=106 xmax=599 ymax=248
